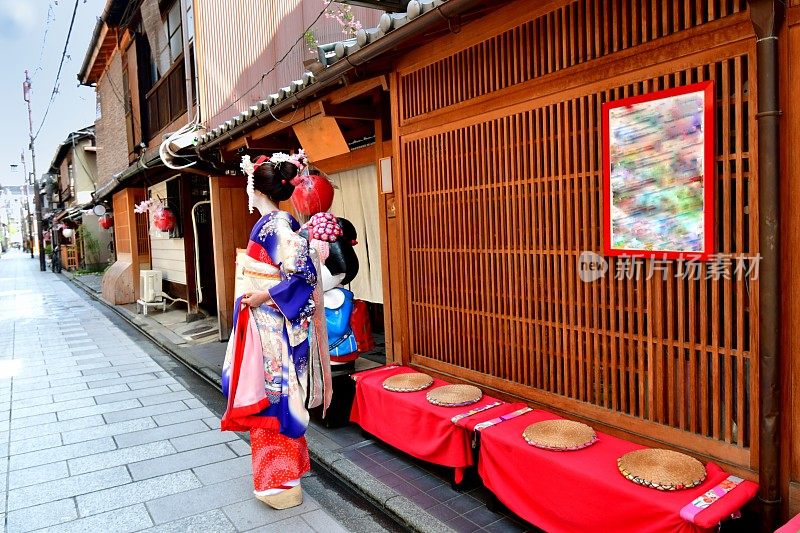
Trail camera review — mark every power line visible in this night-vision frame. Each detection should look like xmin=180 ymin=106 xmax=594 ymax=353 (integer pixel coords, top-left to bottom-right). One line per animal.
xmin=215 ymin=3 xmax=329 ymax=117
xmin=33 ymin=2 xmax=57 ymax=79
xmin=34 ymin=0 xmax=81 ymax=141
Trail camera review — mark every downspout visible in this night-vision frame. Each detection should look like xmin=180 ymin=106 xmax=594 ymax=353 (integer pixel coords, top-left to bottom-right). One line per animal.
xmin=180 ymin=0 xmax=194 ymax=122
xmin=191 ymin=200 xmax=210 ymax=305
xmin=750 ymin=1 xmax=784 ymax=530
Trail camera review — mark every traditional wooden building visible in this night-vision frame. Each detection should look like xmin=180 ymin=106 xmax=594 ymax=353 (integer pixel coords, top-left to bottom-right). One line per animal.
xmin=194 ymin=0 xmax=800 ymax=524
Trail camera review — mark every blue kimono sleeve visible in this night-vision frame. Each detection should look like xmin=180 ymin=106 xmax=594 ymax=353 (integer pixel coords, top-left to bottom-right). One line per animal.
xmin=267 ymin=219 xmax=317 ymax=322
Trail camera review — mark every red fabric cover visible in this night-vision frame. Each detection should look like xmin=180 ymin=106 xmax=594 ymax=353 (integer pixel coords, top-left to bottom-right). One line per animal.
xmin=478 ymin=410 xmax=758 ymax=533
xmin=350 ymin=366 xmax=511 ymax=468
xmin=776 ymin=514 xmax=800 ymax=533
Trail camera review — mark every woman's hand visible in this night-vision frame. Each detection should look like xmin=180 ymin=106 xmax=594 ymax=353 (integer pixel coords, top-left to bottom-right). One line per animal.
xmin=241 ymin=290 xmax=273 ymax=308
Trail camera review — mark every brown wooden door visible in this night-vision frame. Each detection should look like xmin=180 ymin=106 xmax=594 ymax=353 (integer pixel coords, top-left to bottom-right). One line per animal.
xmin=209 ymin=176 xmax=260 ymax=340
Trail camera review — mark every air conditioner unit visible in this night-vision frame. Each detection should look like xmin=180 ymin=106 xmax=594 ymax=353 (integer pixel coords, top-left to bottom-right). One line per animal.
xmin=140 ymin=270 xmax=163 ymax=303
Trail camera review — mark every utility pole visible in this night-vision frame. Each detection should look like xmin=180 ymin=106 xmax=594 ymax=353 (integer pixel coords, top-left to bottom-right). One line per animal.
xmin=23 ymin=70 xmax=46 ymax=271
xmin=18 ymin=156 xmax=35 ymax=258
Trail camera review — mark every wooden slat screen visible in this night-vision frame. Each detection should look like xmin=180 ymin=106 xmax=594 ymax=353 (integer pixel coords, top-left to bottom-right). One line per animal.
xmin=402 ymin=51 xmax=757 ymax=459
xmin=400 ymin=0 xmax=748 ymax=122
xmin=134 ymin=189 xmax=151 ymax=257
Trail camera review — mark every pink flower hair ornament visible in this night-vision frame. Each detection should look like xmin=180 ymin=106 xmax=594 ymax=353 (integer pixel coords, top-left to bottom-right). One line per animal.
xmin=302 ymin=212 xmax=343 ymax=243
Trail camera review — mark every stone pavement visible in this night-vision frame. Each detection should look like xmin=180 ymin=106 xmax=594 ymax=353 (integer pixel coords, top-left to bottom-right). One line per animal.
xmin=0 ymin=253 xmax=358 ymax=533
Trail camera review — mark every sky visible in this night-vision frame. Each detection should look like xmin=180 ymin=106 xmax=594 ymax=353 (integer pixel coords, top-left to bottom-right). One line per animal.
xmin=0 ymin=0 xmax=105 ymax=187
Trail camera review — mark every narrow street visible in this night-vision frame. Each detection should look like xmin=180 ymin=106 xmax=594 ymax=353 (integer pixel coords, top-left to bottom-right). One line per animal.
xmin=0 ymin=253 xmax=381 ymax=532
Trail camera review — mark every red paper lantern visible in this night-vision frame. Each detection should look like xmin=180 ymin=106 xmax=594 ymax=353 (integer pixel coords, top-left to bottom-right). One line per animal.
xmin=291 ymin=172 xmax=334 ymax=216
xmin=153 ymin=207 xmax=176 ymax=232
xmin=99 ymin=214 xmax=114 ymax=230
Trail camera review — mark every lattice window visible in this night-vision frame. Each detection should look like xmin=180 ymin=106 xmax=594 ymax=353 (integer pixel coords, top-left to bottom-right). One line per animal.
xmin=403 ymin=53 xmax=755 ymax=450
xmin=400 ymin=0 xmax=748 ymax=121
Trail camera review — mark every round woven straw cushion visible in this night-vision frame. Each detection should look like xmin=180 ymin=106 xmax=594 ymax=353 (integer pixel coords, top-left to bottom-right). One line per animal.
xmin=618 ymin=449 xmax=706 ymax=491
xmin=522 ymin=420 xmax=597 ymax=451
xmin=382 ymin=373 xmax=434 ymax=392
xmin=426 ymin=384 xmax=483 ymax=407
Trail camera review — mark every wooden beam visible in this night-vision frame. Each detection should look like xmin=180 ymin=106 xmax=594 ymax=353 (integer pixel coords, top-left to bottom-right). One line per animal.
xmin=320 ymin=101 xmax=381 ymax=121
xmin=243 ymin=137 xmax=296 ymax=151
xmin=328 ymin=75 xmax=389 ymax=104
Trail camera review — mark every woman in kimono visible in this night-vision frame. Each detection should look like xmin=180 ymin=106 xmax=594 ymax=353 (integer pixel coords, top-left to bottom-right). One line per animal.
xmin=221 ymin=153 xmax=330 ymax=510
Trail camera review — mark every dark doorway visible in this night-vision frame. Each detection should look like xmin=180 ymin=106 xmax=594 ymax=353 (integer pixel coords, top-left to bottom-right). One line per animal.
xmin=189 ymin=177 xmax=217 ymax=316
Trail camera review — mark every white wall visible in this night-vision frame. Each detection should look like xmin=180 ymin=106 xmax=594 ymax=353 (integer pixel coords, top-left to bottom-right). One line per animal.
xmin=148 ymin=180 xmax=187 ymax=285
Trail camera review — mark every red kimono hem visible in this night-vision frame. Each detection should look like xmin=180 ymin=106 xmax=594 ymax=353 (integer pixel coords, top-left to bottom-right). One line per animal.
xmin=224 ymin=397 xmax=272 ymax=419
xmin=221 ymin=413 xmax=281 ymax=432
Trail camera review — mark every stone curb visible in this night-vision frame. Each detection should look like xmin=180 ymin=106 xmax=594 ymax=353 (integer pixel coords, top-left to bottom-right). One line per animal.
xmin=63 ymin=273 xmax=455 ymax=533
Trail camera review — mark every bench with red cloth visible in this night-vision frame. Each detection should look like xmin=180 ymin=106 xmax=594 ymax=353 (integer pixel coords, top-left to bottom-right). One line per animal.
xmin=350 ymin=366 xmax=757 ymax=531
xmin=776 ymin=513 xmax=800 ymax=533
xmin=350 ymin=365 xmax=522 ymax=484
xmin=474 ymin=409 xmax=758 ymax=533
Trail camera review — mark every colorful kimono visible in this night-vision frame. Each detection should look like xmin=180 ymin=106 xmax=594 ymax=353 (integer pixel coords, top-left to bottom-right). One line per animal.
xmin=221 ymin=211 xmax=330 ymax=491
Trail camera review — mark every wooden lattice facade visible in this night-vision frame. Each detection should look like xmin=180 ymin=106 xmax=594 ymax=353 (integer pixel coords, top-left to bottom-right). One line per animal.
xmin=390 ymin=0 xmax=761 ymax=474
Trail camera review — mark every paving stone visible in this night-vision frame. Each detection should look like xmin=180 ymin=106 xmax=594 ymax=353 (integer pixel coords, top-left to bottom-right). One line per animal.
xmin=69 ymin=440 xmax=177 ymax=475
xmin=44 ymin=503 xmax=154 ymax=532
xmin=152 ymin=407 xmax=214 ymax=427
xmin=10 ymin=437 xmax=117 ymax=471
xmin=139 ymin=390 xmax=195 ymax=406
xmin=14 ymin=372 xmax=119 ymax=391
xmin=114 ymin=420 xmax=209 ymax=448
xmin=169 ymin=429 xmax=240 ymax=452
xmin=183 ymin=398 xmax=204 ymax=409
xmin=129 ymin=443 xmax=236 ymax=481
xmin=88 ymin=373 xmax=160 ymax=389
xmin=119 ymin=366 xmax=165 ymax=378
xmin=5 ymin=497 xmax=78 ymax=532
xmin=128 ymin=376 xmax=179 ymax=390
xmin=9 ymin=432 xmax=62 ymax=454
xmin=221 ymin=492 xmax=320 ymax=532
xmin=94 ymin=385 xmax=173 ymax=405
xmin=53 ymin=384 xmax=130 ymax=402
xmin=9 ymin=412 xmax=58 ymax=430
xmin=301 ymin=508 xmax=350 ymax=533
xmin=146 ymin=475 xmax=255 ymax=524
xmin=192 ymin=455 xmax=252 ymax=486
xmin=81 ymin=363 xmax=153 ymax=376
xmin=12 ymin=394 xmax=55 ymax=409
xmin=57 ymin=399 xmax=142 ymax=421
xmin=7 ymin=466 xmax=131 ymax=511
xmin=244 ymin=515 xmax=316 ymax=533
xmin=11 ymin=397 xmax=96 ymax=420
xmin=61 ymin=417 xmax=157 ymax=445
xmin=142 ymin=509 xmax=238 ymax=533
xmin=226 ymin=439 xmax=252 ymax=457
xmin=203 ymin=416 xmax=221 ymax=430
xmin=10 ymin=415 xmax=105 ymax=442
xmin=76 ymin=470 xmax=203 ymax=517
xmin=103 ymin=401 xmax=189 ymax=424
xmin=8 ymin=461 xmax=70 ymax=490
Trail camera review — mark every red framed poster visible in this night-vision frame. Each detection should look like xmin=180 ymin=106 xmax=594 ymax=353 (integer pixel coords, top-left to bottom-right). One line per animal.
xmin=602 ymin=81 xmax=715 ymax=260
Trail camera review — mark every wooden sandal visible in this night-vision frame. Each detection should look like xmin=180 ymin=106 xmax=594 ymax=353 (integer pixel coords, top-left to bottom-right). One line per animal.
xmin=255 ymin=485 xmax=303 ymax=509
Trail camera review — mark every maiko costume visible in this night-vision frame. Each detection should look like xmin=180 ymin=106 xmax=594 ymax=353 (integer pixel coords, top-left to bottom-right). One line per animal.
xmin=221 ymin=153 xmax=330 ymax=508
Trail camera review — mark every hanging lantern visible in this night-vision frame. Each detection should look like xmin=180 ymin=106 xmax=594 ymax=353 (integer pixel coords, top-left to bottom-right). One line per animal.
xmin=99 ymin=214 xmax=114 ymax=230
xmin=153 ymin=206 xmax=176 ymax=232
xmin=291 ymin=170 xmax=335 ymax=216
xmin=62 ymin=228 xmax=74 ymax=239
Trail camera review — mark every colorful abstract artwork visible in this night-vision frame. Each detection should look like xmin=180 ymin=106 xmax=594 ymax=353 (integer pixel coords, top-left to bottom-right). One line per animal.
xmin=602 ymin=81 xmax=715 ymax=259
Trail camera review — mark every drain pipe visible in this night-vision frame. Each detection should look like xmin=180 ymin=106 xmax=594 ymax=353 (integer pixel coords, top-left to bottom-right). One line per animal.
xmin=750 ymin=0 xmax=784 ymax=530
xmin=191 ymin=201 xmax=210 ymax=305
